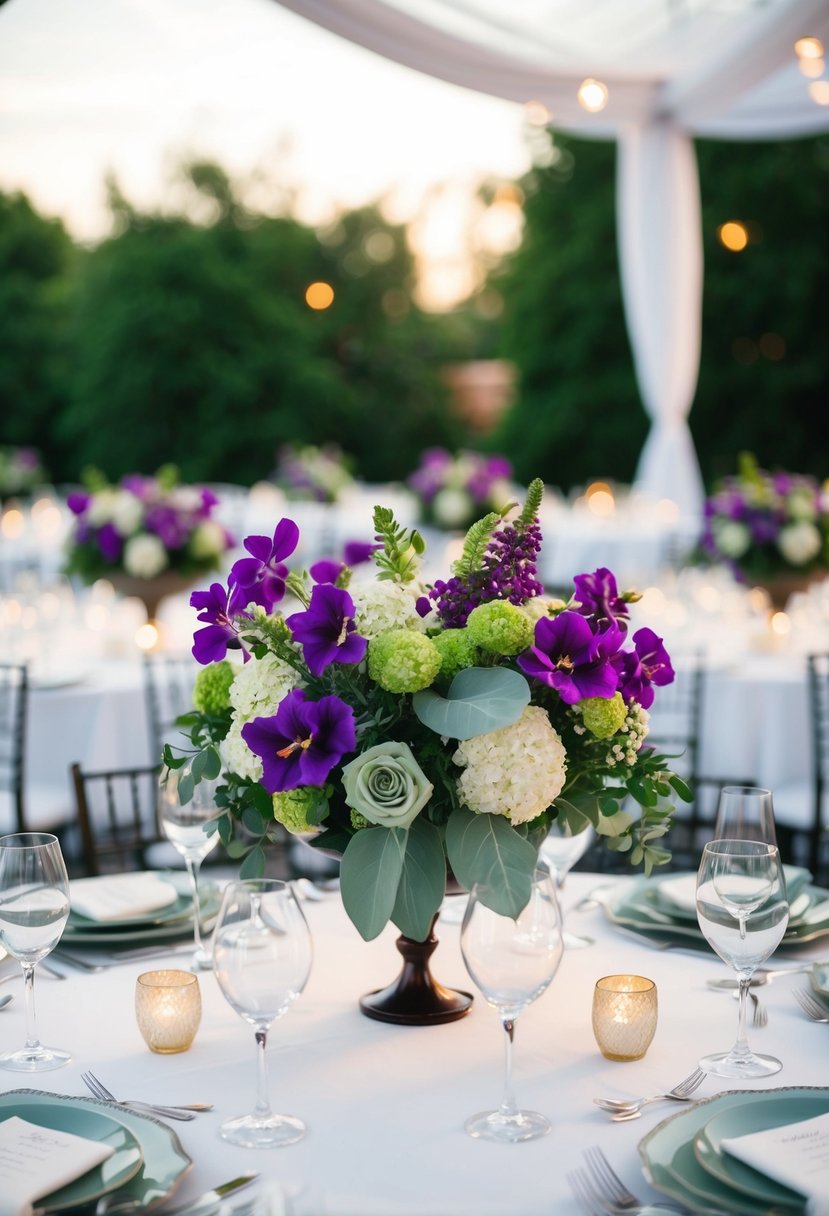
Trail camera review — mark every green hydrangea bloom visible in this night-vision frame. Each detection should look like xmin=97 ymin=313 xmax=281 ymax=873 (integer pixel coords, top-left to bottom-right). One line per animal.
xmin=350 ymin=808 xmax=370 ymax=831
xmin=192 ymin=660 xmax=235 ymax=715
xmin=368 ymin=629 xmax=441 ymax=693
xmin=271 ymin=787 xmax=322 ymax=836
xmin=581 ymin=692 xmax=628 ymax=739
xmin=432 ymin=628 xmax=480 ymax=680
xmin=466 ymin=601 xmax=534 ymax=656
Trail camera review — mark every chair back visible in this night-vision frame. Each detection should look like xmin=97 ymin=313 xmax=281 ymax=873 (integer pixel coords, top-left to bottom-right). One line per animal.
xmin=808 ymin=652 xmax=829 ymax=876
xmin=70 ymin=762 xmax=163 ymax=876
xmin=0 ymin=662 xmax=27 ymax=834
xmin=142 ymin=653 xmax=198 ymax=763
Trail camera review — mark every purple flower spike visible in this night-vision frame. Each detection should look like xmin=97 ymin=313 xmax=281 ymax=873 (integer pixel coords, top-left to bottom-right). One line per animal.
xmin=572 ymin=568 xmax=629 ymax=625
xmin=191 ymin=582 xmax=249 ymax=665
xmin=286 ymin=584 xmax=368 ymax=677
xmin=242 ymin=689 xmax=356 ymax=792
xmin=228 ymin=518 xmax=300 ymax=613
xmin=517 ymin=610 xmax=622 ymax=704
xmin=613 ymin=628 xmax=675 ymax=709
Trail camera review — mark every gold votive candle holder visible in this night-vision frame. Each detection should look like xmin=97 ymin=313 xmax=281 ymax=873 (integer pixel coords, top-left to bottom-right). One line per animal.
xmin=135 ymin=969 xmax=201 ymax=1054
xmin=592 ymin=974 xmax=657 ymax=1061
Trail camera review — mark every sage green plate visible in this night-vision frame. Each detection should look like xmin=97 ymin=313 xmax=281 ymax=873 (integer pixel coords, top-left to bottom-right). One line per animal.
xmin=0 ymin=1091 xmax=143 ymax=1212
xmin=61 ymin=883 xmax=221 ymax=947
xmin=67 ymin=873 xmax=192 ymax=932
xmin=694 ymin=1094 xmax=829 ymax=1207
xmin=639 ymin=1087 xmax=829 ymax=1215
xmin=810 ymin=964 xmax=829 ymax=997
xmin=655 ymin=868 xmax=811 ymax=921
xmin=7 ymin=1089 xmax=192 ymax=1212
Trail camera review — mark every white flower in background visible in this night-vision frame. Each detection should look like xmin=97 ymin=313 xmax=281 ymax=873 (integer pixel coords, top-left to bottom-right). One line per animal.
xmin=351 ymin=579 xmax=426 ymax=640
xmin=228 ymin=650 xmax=300 ymax=721
xmin=712 ymin=519 xmax=751 ymax=559
xmin=787 ymin=488 xmax=817 ymax=522
xmin=170 ymin=486 xmax=204 ymax=513
xmin=778 ymin=521 xmax=822 ymax=566
xmin=453 ymin=705 xmax=568 ymax=826
xmin=525 ymin=595 xmax=567 ymax=622
xmin=432 ymin=486 xmax=473 ymax=529
xmin=111 ymin=490 xmax=144 ymax=535
xmin=85 ymin=489 xmax=118 ymax=527
xmin=190 ymin=520 xmax=226 ymax=559
xmin=123 ymin=533 xmax=168 ymax=578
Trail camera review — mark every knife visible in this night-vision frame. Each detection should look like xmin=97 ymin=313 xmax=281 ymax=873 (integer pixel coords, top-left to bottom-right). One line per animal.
xmin=96 ymin=1172 xmax=260 ymax=1216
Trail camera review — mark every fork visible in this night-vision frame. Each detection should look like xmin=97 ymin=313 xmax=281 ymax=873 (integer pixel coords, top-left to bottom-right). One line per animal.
xmin=567 ymin=1148 xmax=686 ymax=1213
xmin=81 ymin=1070 xmax=210 ymax=1120
xmin=794 ymin=986 xmax=829 ymax=1022
xmin=593 ymin=1065 xmax=705 ymax=1120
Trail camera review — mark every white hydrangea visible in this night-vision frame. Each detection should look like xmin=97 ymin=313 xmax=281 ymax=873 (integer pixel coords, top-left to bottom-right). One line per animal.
xmin=712 ymin=518 xmax=751 ymax=559
xmin=787 ymin=488 xmax=817 ymax=522
xmin=351 ymin=580 xmax=426 ymax=640
xmin=228 ymin=650 xmax=301 ymax=720
xmin=453 ymin=705 xmax=567 ymax=826
xmin=190 ymin=519 xmax=226 ymax=559
xmin=778 ymin=521 xmax=822 ymax=566
xmin=86 ymin=488 xmax=143 ymax=535
xmin=123 ymin=533 xmax=168 ymax=578
xmin=220 ymin=724 xmax=263 ymax=782
xmin=605 ymin=703 xmax=650 ymax=768
xmin=170 ymin=486 xmax=204 ymax=513
xmin=432 ymin=487 xmax=473 ymax=529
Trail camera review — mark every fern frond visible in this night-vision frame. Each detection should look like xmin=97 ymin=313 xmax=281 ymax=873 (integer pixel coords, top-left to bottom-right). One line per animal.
xmin=451 ymin=511 xmax=501 ymax=577
xmin=516 ymin=478 xmax=544 ymax=529
xmin=372 ymin=505 xmax=425 ymax=583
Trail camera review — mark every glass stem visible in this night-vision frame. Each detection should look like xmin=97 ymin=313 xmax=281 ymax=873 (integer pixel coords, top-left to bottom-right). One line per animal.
xmin=498 ymin=1017 xmax=519 ymax=1118
xmin=254 ymin=1026 xmax=273 ymax=1120
xmin=732 ymin=976 xmax=752 ymax=1058
xmin=185 ymin=858 xmax=205 ymax=955
xmin=22 ymin=963 xmax=41 ymax=1053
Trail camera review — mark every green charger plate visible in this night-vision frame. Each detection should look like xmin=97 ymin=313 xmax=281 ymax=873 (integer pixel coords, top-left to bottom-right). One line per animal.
xmin=0 ymin=1091 xmax=143 ymax=1212
xmin=810 ymin=964 xmax=829 ymax=996
xmin=61 ymin=883 xmax=221 ymax=947
xmin=7 ymin=1089 xmax=192 ymax=1212
xmin=67 ymin=872 xmax=193 ymax=932
xmin=654 ymin=868 xmax=811 ymax=922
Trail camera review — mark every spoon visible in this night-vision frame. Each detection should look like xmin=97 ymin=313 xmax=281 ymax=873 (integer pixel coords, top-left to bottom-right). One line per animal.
xmin=0 ymin=993 xmax=14 ymax=1009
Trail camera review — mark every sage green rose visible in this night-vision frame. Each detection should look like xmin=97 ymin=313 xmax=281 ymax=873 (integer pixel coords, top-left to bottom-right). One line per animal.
xmin=342 ymin=741 xmax=433 ymax=830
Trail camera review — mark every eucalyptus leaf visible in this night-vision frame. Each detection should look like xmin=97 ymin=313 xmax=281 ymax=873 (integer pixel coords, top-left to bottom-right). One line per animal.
xmin=412 ymin=667 xmax=530 ymax=741
xmin=202 ymin=745 xmax=222 ymax=781
xmin=239 ymin=846 xmax=266 ymax=878
xmin=445 ymin=807 xmax=536 ymax=918
xmin=177 ymin=770 xmax=194 ymax=806
xmin=391 ymin=818 xmax=446 ymax=942
xmin=340 ymin=827 xmax=406 ymax=941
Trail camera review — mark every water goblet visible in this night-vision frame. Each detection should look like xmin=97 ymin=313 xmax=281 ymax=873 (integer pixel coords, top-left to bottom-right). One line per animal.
xmin=714 ymin=785 xmax=778 ymax=845
xmin=539 ymin=817 xmax=594 ymax=948
xmin=0 ymin=832 xmax=71 ymax=1071
xmin=158 ymin=768 xmax=220 ymax=970
xmin=212 ymin=879 xmax=312 ymax=1148
xmin=460 ymin=867 xmax=564 ymax=1142
xmin=696 ymin=839 xmax=789 ymax=1078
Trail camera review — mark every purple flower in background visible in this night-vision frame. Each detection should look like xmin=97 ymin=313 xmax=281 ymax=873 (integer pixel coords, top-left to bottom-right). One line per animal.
xmin=228 ymin=518 xmax=299 ymax=613
xmin=97 ymin=523 xmax=122 ymax=563
xmin=198 ymin=487 xmax=219 ymax=516
xmin=242 ymin=689 xmax=356 ymax=792
xmin=67 ymin=492 xmax=91 ymax=516
xmin=191 ymin=582 xmax=249 ymax=665
xmin=343 ymin=540 xmax=382 ymax=567
xmin=517 ymin=610 xmax=622 ymax=704
xmin=309 ymin=558 xmax=344 ymax=585
xmin=613 ymin=628 xmax=674 ymax=709
xmin=572 ymin=568 xmax=629 ymax=625
xmin=145 ymin=504 xmax=189 ymax=549
xmin=286 ymin=584 xmax=367 ymax=676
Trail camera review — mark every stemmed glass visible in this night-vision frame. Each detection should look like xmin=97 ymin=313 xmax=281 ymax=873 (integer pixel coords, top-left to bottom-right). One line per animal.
xmin=0 ymin=832 xmax=71 ymax=1071
xmin=158 ymin=769 xmax=220 ymax=970
xmin=696 ymin=839 xmax=789 ymax=1077
xmin=460 ymin=868 xmax=564 ymax=1142
xmin=539 ymin=817 xmax=595 ymax=948
xmin=714 ymin=786 xmax=778 ymax=845
xmin=212 ymin=879 xmax=313 ymax=1148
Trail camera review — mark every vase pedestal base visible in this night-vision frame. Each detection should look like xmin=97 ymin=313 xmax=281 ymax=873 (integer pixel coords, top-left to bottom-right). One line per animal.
xmin=359 ymin=921 xmax=473 ymax=1026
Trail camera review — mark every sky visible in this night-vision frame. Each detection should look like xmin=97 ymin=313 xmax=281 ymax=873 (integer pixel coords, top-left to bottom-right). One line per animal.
xmin=0 ymin=0 xmax=535 ymax=306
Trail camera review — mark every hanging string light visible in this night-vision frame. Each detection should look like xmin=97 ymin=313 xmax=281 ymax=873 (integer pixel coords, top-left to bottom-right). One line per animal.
xmin=577 ymin=78 xmax=608 ymax=113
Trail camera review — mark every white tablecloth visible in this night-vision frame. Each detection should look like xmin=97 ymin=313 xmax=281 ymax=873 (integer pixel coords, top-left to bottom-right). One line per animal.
xmin=0 ymin=873 xmax=825 ymax=1215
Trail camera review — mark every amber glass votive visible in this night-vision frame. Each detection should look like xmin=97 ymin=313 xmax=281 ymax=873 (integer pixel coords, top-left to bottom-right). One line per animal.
xmin=135 ymin=970 xmax=201 ymax=1054
xmin=592 ymin=974 xmax=657 ymax=1061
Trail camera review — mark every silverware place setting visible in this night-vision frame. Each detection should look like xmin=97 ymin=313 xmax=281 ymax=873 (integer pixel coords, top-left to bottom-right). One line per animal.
xmin=593 ymin=1066 xmax=706 ymax=1122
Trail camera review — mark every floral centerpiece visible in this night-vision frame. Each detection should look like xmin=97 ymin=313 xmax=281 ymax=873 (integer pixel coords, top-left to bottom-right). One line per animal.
xmin=0 ymin=445 xmax=48 ymax=501
xmin=697 ymin=453 xmax=829 ymax=590
xmin=167 ymin=478 xmax=687 ymax=956
xmin=273 ymin=443 xmax=354 ymax=503
xmin=407 ymin=448 xmax=515 ymax=531
xmin=64 ymin=466 xmax=233 ymax=600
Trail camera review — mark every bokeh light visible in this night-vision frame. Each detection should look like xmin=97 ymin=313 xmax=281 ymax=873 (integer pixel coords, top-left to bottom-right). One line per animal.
xmin=717 ymin=221 xmax=749 ymax=251
xmin=524 ymin=100 xmax=550 ymax=126
xmin=809 ymin=80 xmax=829 ymax=105
xmin=577 ymin=79 xmax=609 ymax=113
xmin=795 ymin=36 xmax=824 ymax=59
xmin=305 ymin=281 xmax=335 ymax=310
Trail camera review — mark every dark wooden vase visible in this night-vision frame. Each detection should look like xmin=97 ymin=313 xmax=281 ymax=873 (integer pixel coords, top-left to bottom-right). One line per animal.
xmin=109 ymin=570 xmax=195 ymax=620
xmin=359 ymin=913 xmax=473 ymax=1026
xmin=753 ymin=572 xmax=823 ymax=612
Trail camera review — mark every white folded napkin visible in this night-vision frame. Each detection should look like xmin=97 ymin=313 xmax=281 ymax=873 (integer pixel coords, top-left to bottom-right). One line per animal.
xmin=720 ymin=1109 xmax=829 ymax=1214
xmin=69 ymin=873 xmax=179 ymax=922
xmin=0 ymin=1115 xmax=115 ymax=1216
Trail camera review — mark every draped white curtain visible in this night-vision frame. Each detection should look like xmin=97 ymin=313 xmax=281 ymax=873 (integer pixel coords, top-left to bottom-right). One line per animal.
xmin=275 ymin=0 xmax=829 ymax=519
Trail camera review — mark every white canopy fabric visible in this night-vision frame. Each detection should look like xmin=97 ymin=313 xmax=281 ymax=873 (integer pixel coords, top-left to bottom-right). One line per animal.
xmin=273 ymin=0 xmax=829 ymax=519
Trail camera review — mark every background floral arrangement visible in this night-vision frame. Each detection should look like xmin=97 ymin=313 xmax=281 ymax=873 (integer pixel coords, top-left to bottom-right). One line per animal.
xmin=406 ymin=447 xmax=515 ymax=531
xmin=698 ymin=452 xmax=829 ymax=582
xmin=168 ymin=478 xmax=688 ymax=943
xmin=0 ymin=445 xmax=48 ymax=501
xmin=273 ymin=442 xmax=355 ymax=503
xmin=64 ymin=465 xmax=233 ymax=583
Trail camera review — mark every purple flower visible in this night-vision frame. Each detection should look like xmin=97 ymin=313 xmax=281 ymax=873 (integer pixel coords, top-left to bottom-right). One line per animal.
xmin=517 ymin=610 xmax=623 ymax=704
xmin=67 ymin=492 xmax=91 ymax=516
xmin=572 ymin=568 xmax=629 ymax=625
xmin=228 ymin=518 xmax=299 ymax=613
xmin=191 ymin=582 xmax=249 ymax=665
xmin=309 ymin=558 xmax=344 ymax=585
xmin=242 ymin=689 xmax=356 ymax=792
xmin=613 ymin=628 xmax=674 ymax=709
xmin=343 ymin=540 xmax=382 ymax=567
xmin=97 ymin=523 xmax=122 ymax=563
xmin=286 ymin=584 xmax=367 ymax=677
xmin=145 ymin=504 xmax=189 ymax=549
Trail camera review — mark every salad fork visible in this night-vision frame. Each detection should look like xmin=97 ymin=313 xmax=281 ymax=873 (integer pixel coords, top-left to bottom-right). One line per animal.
xmin=81 ymin=1070 xmax=210 ymax=1120
xmin=794 ymin=987 xmax=829 ymax=1022
xmin=568 ymin=1147 xmax=685 ymax=1213
xmin=593 ymin=1066 xmax=705 ymax=1120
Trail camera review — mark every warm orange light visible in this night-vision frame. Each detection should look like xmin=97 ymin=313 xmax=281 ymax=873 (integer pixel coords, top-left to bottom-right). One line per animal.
xmin=135 ymin=622 xmax=160 ymax=651
xmin=577 ymin=79 xmax=608 ymax=113
xmin=809 ymin=80 xmax=829 ymax=105
xmin=795 ymin=36 xmax=824 ymax=59
xmin=585 ymin=482 xmax=615 ymax=518
xmin=524 ymin=100 xmax=550 ymax=126
xmin=1 ymin=507 xmax=24 ymax=539
xmin=798 ymin=55 xmax=825 ymax=78
xmin=760 ymin=332 xmax=786 ymax=361
xmin=305 ymin=281 xmax=335 ymax=310
xmin=718 ymin=221 xmax=749 ymax=251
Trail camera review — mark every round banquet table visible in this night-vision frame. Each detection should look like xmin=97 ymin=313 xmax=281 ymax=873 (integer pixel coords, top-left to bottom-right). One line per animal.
xmin=0 ymin=872 xmax=826 ymax=1216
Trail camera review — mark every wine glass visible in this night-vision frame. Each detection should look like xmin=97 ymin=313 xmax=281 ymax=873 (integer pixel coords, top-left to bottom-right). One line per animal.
xmin=460 ymin=868 xmax=564 ymax=1142
xmin=714 ymin=786 xmax=778 ymax=846
xmin=0 ymin=832 xmax=71 ymax=1071
xmin=539 ymin=817 xmax=595 ymax=948
xmin=212 ymin=879 xmax=313 ymax=1148
xmin=696 ymin=839 xmax=789 ymax=1077
xmin=158 ymin=768 xmax=220 ymax=970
